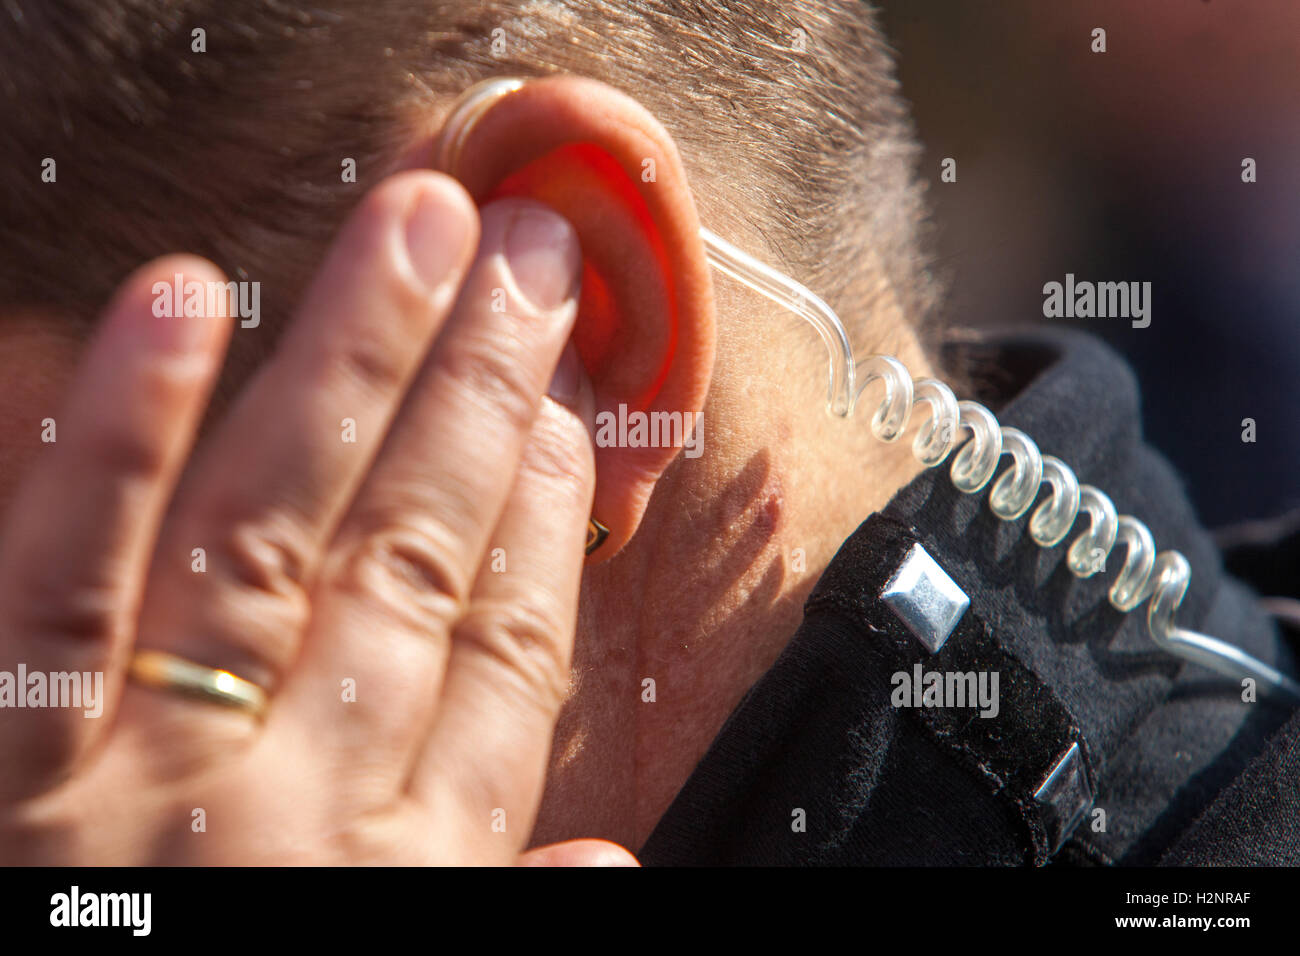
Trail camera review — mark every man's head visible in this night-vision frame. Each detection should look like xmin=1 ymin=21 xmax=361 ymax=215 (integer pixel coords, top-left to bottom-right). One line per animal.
xmin=0 ymin=0 xmax=942 ymax=845
xmin=1 ymin=0 xmax=939 ymax=377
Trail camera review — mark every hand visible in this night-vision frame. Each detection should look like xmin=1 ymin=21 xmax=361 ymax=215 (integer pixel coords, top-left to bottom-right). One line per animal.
xmin=0 ymin=171 xmax=634 ymax=865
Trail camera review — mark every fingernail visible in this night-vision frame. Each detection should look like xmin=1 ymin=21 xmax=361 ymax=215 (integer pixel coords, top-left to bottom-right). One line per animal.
xmin=547 ymin=341 xmax=584 ymax=405
xmin=504 ymin=206 xmax=581 ymax=313
xmin=405 ymin=186 xmax=474 ymax=292
xmin=148 ymin=272 xmax=214 ymax=352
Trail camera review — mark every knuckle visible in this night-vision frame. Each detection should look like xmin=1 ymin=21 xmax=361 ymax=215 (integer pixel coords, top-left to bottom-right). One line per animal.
xmin=11 ymin=572 xmax=128 ymax=651
xmin=329 ymin=521 xmax=467 ymax=634
xmin=453 ymin=599 xmax=572 ymax=713
xmin=331 ymin=335 xmax=412 ymax=397
xmin=438 ymin=333 xmax=539 ymax=435
xmin=518 ymin=411 xmax=595 ymax=502
xmin=85 ymin=426 xmax=171 ymax=480
xmin=139 ymin=347 xmax=214 ymax=394
xmin=211 ymin=513 xmax=314 ymax=605
xmin=163 ymin=515 xmax=316 ymax=677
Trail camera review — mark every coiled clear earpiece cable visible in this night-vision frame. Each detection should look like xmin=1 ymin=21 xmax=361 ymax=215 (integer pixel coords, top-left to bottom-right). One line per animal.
xmin=700 ymin=227 xmax=1300 ymax=704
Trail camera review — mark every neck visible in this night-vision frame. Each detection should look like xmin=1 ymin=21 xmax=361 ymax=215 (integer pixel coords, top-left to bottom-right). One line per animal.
xmin=531 ymin=320 xmax=935 ymax=849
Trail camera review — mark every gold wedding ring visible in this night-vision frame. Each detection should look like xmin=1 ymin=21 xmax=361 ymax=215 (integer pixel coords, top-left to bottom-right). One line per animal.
xmin=129 ymin=650 xmax=269 ymax=718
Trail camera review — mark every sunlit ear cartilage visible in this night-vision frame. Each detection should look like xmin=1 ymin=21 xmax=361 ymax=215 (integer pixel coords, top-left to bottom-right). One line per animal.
xmin=702 ymin=226 xmax=1300 ymax=705
xmin=432 ymin=76 xmax=527 ymax=176
xmin=585 ymin=517 xmax=610 ymax=556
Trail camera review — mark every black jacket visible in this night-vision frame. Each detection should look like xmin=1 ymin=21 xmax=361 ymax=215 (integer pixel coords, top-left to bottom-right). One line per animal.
xmin=640 ymin=329 xmax=1300 ymax=866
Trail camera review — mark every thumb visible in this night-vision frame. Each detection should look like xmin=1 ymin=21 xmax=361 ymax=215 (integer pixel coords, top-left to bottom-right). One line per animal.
xmin=517 ymin=839 xmax=640 ymax=867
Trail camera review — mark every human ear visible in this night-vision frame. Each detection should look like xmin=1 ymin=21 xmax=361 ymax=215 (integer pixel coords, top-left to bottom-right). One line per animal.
xmin=431 ymin=76 xmax=716 ymax=561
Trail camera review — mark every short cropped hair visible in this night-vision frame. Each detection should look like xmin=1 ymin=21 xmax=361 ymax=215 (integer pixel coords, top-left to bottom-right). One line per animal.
xmin=0 ymin=0 xmax=940 ymax=381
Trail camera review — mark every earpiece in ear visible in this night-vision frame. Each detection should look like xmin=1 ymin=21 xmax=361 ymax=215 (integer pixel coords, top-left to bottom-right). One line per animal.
xmin=432 ymin=77 xmax=527 ymax=176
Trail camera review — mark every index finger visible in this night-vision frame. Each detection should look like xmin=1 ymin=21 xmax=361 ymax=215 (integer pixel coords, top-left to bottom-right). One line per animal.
xmin=0 ymin=256 xmax=231 ymax=796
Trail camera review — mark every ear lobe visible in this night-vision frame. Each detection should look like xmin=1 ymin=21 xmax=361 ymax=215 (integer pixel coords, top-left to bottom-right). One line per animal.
xmin=433 ymin=76 xmax=716 ymax=560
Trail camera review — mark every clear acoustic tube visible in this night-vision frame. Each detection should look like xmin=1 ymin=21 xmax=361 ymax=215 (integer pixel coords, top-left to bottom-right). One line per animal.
xmin=700 ymin=228 xmax=856 ymax=417
xmin=700 ymin=225 xmax=1300 ymax=704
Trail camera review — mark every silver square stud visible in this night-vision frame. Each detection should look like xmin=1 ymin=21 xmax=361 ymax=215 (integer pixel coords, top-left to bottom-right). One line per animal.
xmin=1034 ymin=742 xmax=1093 ymax=853
xmin=879 ymin=543 xmax=971 ymax=653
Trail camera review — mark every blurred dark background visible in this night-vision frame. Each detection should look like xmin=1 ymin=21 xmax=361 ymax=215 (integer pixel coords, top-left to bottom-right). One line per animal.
xmin=879 ymin=0 xmax=1299 ymax=527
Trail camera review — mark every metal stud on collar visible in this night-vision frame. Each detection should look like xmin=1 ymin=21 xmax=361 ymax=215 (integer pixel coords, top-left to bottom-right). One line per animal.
xmin=880 ymin=543 xmax=970 ymax=654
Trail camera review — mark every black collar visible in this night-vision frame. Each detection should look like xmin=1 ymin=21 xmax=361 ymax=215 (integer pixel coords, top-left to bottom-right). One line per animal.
xmin=640 ymin=329 xmax=1296 ymax=866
